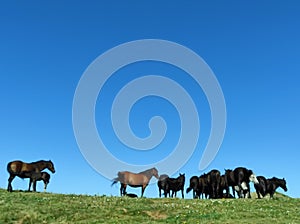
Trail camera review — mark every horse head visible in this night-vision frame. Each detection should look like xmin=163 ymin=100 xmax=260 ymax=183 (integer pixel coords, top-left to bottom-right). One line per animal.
xmin=152 ymin=168 xmax=159 ymax=179
xmin=272 ymin=177 xmax=288 ymax=192
xmin=281 ymin=178 xmax=288 ymax=192
xmin=248 ymin=170 xmax=259 ymax=184
xmin=47 ymin=160 xmax=56 ymax=173
xmin=179 ymin=173 xmax=185 ymax=181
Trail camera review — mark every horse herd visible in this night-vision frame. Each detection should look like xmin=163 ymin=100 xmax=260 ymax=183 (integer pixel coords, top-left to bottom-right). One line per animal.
xmin=5 ymin=160 xmax=287 ymax=200
xmin=112 ymin=167 xmax=288 ymax=199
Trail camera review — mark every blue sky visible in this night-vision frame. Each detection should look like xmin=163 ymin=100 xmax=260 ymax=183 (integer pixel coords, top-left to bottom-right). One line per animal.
xmin=1 ymin=1 xmax=299 ymax=198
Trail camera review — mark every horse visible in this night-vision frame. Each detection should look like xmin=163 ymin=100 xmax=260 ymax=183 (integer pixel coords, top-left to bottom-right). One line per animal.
xmin=233 ymin=167 xmax=259 ymax=198
xmin=254 ymin=176 xmax=287 ymax=199
xmin=166 ymin=173 xmax=185 ymax=198
xmin=157 ymin=174 xmax=169 ymax=198
xmin=7 ymin=160 xmax=55 ymax=192
xmin=224 ymin=169 xmax=243 ymax=198
xmin=186 ymin=176 xmax=200 ymax=199
xmin=111 ymin=167 xmax=159 ymax=197
xmin=199 ymin=173 xmax=210 ymax=199
xmin=28 ymin=172 xmax=51 ymax=192
xmin=218 ymin=175 xmax=227 ymax=198
xmin=207 ymin=169 xmax=221 ymax=199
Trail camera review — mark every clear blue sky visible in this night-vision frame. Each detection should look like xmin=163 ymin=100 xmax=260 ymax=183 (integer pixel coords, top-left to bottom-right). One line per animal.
xmin=1 ymin=1 xmax=299 ymax=198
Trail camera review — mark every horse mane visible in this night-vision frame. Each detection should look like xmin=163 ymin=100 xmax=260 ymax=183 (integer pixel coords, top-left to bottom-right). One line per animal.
xmin=139 ymin=168 xmax=156 ymax=177
xmin=30 ymin=160 xmax=48 ymax=164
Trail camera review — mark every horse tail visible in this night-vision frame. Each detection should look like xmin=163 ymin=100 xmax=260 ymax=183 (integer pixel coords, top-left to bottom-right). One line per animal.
xmin=111 ymin=177 xmax=119 ymax=187
xmin=7 ymin=161 xmax=16 ymax=175
xmin=7 ymin=162 xmax=12 ymax=173
xmin=186 ymin=186 xmax=192 ymax=193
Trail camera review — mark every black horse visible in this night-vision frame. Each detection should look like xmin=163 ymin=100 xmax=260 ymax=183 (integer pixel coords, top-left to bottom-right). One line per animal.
xmin=199 ymin=173 xmax=210 ymax=199
xmin=207 ymin=169 xmax=221 ymax=199
xmin=218 ymin=175 xmax=227 ymax=198
xmin=254 ymin=176 xmax=287 ymax=199
xmin=166 ymin=173 xmax=185 ymax=198
xmin=157 ymin=174 xmax=170 ymax=197
xmin=7 ymin=160 xmax=55 ymax=192
xmin=224 ymin=169 xmax=237 ymax=198
xmin=233 ymin=167 xmax=259 ymax=198
xmin=186 ymin=176 xmax=200 ymax=199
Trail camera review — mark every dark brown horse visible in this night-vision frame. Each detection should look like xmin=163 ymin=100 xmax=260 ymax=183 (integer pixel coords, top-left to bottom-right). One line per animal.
xmin=111 ymin=167 xmax=159 ymax=197
xmin=28 ymin=172 xmax=51 ymax=192
xmin=7 ymin=160 xmax=55 ymax=192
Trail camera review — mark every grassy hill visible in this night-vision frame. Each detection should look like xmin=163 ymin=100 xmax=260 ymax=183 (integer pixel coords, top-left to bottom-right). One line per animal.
xmin=0 ymin=189 xmax=299 ymax=224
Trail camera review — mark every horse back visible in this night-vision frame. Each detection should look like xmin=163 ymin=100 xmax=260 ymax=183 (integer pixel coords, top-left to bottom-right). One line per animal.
xmin=118 ymin=171 xmax=147 ymax=186
xmin=7 ymin=160 xmax=37 ymax=175
xmin=7 ymin=160 xmax=24 ymax=174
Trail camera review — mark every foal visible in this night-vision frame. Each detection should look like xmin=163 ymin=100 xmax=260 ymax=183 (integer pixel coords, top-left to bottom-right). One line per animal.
xmin=28 ymin=172 xmax=51 ymax=192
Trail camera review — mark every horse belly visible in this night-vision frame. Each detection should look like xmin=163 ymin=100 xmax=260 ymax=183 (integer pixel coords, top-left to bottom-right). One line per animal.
xmin=128 ymin=175 xmax=145 ymax=186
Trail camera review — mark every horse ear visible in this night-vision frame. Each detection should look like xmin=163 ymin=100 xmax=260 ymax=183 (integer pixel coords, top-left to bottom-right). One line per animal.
xmin=283 ymin=178 xmax=285 ymax=180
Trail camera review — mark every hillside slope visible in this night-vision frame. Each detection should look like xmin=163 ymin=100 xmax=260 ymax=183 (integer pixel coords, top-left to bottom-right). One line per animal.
xmin=0 ymin=189 xmax=299 ymax=223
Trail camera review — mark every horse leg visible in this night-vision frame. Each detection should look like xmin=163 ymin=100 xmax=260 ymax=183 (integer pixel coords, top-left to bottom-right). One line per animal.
xmin=231 ymin=186 xmax=236 ymax=198
xmin=120 ymin=184 xmax=126 ymax=196
xmin=270 ymin=189 xmax=275 ymax=199
xmin=141 ymin=185 xmax=146 ymax=197
xmin=256 ymin=188 xmax=261 ymax=199
xmin=28 ymin=178 xmax=33 ymax=191
xmin=32 ymin=179 xmax=37 ymax=192
xmin=181 ymin=189 xmax=184 ymax=199
xmin=246 ymin=182 xmax=251 ymax=198
xmin=7 ymin=175 xmax=15 ymax=192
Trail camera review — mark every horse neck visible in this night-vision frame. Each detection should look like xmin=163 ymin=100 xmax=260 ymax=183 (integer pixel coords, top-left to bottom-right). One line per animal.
xmin=35 ymin=161 xmax=48 ymax=171
xmin=273 ymin=179 xmax=283 ymax=189
xmin=141 ymin=168 xmax=155 ymax=179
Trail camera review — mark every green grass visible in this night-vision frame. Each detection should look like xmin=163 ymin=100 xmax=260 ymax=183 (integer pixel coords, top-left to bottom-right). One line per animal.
xmin=0 ymin=189 xmax=299 ymax=223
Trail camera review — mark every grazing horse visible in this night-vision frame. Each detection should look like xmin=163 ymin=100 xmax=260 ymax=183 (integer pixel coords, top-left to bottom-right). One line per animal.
xmin=111 ymin=167 xmax=159 ymax=197
xmin=7 ymin=160 xmax=55 ymax=192
xmin=254 ymin=176 xmax=287 ymax=199
xmin=157 ymin=174 xmax=169 ymax=197
xmin=207 ymin=169 xmax=221 ymax=199
xmin=186 ymin=176 xmax=200 ymax=199
xmin=233 ymin=167 xmax=259 ymax=198
xmin=28 ymin=172 xmax=51 ymax=192
xmin=167 ymin=173 xmax=185 ymax=198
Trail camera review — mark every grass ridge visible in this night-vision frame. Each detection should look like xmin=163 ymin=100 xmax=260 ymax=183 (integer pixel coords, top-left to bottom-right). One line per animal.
xmin=0 ymin=189 xmax=299 ymax=223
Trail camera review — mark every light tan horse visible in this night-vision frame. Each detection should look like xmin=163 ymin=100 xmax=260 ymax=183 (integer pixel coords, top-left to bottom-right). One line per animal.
xmin=112 ymin=167 xmax=159 ymax=197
